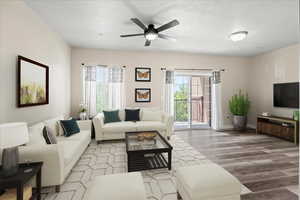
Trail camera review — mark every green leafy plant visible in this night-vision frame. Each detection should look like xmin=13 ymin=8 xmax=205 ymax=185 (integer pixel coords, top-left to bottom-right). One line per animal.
xmin=174 ymin=84 xmax=189 ymax=121
xmin=229 ymin=90 xmax=250 ymax=116
xmin=79 ymin=104 xmax=87 ymax=113
xmin=80 ymin=108 xmax=87 ymax=113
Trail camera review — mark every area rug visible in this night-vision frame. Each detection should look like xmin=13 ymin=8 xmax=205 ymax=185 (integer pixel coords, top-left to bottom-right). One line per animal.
xmin=41 ymin=136 xmax=251 ymax=200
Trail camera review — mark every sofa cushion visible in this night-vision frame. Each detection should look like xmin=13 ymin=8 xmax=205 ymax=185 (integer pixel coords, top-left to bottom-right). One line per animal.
xmin=176 ymin=164 xmax=241 ymax=199
xmin=103 ymin=110 xmax=121 ymax=124
xmin=135 ymin=121 xmax=166 ymax=131
xmin=57 ymin=130 xmax=90 ymax=166
xmin=102 ymin=121 xmax=137 ymax=133
xmin=58 ymin=140 xmax=82 ymax=166
xmin=57 ymin=130 xmax=91 ymax=141
xmin=27 ymin=123 xmax=46 ymax=145
xmin=141 ymin=110 xmax=162 ymax=121
xmin=125 ymin=109 xmax=140 ymax=121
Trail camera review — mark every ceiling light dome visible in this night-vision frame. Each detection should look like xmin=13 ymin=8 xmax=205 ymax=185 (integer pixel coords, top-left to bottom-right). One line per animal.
xmin=230 ymin=31 xmax=248 ymax=42
xmin=145 ymin=32 xmax=158 ymax=41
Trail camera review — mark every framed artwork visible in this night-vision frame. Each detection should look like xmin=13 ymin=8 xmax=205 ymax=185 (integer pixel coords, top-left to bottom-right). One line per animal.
xmin=17 ymin=55 xmax=49 ymax=107
xmin=135 ymin=88 xmax=151 ymax=103
xmin=135 ymin=67 xmax=151 ymax=82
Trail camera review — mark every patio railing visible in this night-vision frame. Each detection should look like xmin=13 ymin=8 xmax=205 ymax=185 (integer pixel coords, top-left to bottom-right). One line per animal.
xmin=174 ymin=97 xmax=205 ymax=123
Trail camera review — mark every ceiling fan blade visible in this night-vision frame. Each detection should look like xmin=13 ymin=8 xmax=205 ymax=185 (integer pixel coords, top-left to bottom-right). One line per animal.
xmin=120 ymin=33 xmax=144 ymax=37
xmin=145 ymin=40 xmax=151 ymax=46
xmin=157 ymin=19 xmax=179 ymax=32
xmin=131 ymin=18 xmax=147 ymax=30
xmin=158 ymin=34 xmax=176 ymax=42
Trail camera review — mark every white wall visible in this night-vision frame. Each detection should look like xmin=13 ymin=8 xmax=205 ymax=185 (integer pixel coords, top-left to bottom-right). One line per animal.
xmin=247 ymin=44 xmax=299 ymax=126
xmin=71 ymin=48 xmax=251 ymax=128
xmin=0 ymin=1 xmax=71 ymax=124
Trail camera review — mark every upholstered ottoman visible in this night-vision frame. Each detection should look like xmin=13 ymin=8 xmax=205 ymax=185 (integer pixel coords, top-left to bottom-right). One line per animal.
xmin=176 ymin=164 xmax=241 ymax=200
xmin=85 ymin=172 xmax=147 ymax=200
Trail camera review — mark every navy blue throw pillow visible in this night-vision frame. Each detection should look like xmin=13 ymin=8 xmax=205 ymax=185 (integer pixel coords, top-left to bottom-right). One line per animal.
xmin=60 ymin=119 xmax=80 ymax=137
xmin=125 ymin=109 xmax=140 ymax=121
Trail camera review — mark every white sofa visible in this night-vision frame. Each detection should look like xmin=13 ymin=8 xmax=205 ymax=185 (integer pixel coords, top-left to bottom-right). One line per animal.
xmin=93 ymin=108 xmax=173 ymax=142
xmin=18 ymin=116 xmax=91 ymax=191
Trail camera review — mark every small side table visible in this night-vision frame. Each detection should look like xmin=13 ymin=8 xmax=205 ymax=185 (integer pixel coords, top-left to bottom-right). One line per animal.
xmin=0 ymin=162 xmax=43 ymax=200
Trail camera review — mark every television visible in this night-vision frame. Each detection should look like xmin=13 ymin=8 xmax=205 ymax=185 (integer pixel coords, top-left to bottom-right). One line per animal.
xmin=273 ymin=82 xmax=299 ymax=108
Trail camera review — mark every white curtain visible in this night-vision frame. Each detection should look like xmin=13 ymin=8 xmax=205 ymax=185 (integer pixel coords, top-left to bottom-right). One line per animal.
xmin=83 ymin=65 xmax=125 ymax=117
xmin=108 ymin=67 xmax=125 ymax=109
xmin=162 ymin=70 xmax=174 ymax=115
xmin=211 ymin=71 xmax=223 ymax=130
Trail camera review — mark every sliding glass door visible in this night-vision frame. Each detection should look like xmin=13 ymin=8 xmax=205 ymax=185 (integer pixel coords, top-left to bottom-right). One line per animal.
xmin=174 ymin=76 xmax=190 ymax=127
xmin=174 ymin=74 xmax=211 ymax=130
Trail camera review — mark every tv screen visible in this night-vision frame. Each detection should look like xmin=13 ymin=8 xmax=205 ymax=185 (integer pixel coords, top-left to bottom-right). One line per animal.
xmin=274 ymin=82 xmax=299 ymax=108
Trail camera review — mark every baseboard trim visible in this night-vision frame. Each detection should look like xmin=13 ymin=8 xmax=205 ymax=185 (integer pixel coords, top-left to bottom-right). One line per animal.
xmin=221 ymin=125 xmax=234 ymax=130
xmin=248 ymin=124 xmax=256 ymax=129
xmin=213 ymin=124 xmax=256 ymax=131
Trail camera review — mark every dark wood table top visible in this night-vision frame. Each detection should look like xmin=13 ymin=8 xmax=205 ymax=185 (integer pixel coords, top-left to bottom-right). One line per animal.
xmin=0 ymin=162 xmax=43 ymax=188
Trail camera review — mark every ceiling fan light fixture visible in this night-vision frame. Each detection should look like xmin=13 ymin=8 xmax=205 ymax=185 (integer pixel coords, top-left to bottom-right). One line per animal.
xmin=121 ymin=18 xmax=179 ymax=46
xmin=230 ymin=31 xmax=248 ymax=42
xmin=145 ymin=32 xmax=158 ymax=41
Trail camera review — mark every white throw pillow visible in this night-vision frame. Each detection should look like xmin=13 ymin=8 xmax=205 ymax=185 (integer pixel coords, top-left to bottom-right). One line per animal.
xmin=27 ymin=123 xmax=46 ymax=145
xmin=57 ymin=121 xmax=64 ymax=136
xmin=44 ymin=115 xmax=64 ymax=136
xmin=142 ymin=110 xmax=162 ymax=121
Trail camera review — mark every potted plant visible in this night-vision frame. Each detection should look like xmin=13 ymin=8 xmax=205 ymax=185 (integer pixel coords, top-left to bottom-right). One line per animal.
xmin=79 ymin=104 xmax=87 ymax=120
xmin=229 ymin=90 xmax=250 ymax=131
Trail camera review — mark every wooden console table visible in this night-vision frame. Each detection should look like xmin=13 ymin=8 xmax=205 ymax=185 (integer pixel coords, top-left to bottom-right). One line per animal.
xmin=257 ymin=115 xmax=299 ymax=144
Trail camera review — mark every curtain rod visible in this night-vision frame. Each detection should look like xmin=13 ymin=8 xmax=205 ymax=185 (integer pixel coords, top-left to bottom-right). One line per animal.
xmin=81 ymin=63 xmax=126 ymax=68
xmin=161 ymin=67 xmax=225 ymax=71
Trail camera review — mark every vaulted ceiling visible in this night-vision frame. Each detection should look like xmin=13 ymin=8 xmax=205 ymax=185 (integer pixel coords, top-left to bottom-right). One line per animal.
xmin=25 ymin=0 xmax=298 ymax=56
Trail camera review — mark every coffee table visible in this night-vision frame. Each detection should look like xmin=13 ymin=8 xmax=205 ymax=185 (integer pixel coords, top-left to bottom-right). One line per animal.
xmin=125 ymin=131 xmax=173 ymax=172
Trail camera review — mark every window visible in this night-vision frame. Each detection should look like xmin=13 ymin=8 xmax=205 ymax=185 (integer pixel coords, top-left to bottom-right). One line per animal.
xmin=82 ymin=65 xmax=125 ymax=117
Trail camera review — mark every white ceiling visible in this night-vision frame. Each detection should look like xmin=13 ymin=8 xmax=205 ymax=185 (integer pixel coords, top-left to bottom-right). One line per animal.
xmin=24 ymin=0 xmax=299 ymax=56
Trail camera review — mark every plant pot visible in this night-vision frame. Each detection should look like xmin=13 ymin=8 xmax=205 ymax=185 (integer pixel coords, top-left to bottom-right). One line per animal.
xmin=79 ymin=112 xmax=87 ymax=120
xmin=232 ymin=115 xmax=247 ymax=131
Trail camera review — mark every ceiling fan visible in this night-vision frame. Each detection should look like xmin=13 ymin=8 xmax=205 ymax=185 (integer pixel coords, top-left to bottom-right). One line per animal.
xmin=120 ymin=18 xmax=179 ymax=46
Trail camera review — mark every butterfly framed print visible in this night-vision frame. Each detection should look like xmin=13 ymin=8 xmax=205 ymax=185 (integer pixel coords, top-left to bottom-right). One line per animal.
xmin=135 ymin=67 xmax=151 ymax=82
xmin=135 ymin=88 xmax=151 ymax=102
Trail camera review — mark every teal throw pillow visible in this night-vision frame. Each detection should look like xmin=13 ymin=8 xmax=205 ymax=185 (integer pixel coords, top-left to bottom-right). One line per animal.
xmin=60 ymin=119 xmax=80 ymax=137
xmin=103 ymin=110 xmax=121 ymax=123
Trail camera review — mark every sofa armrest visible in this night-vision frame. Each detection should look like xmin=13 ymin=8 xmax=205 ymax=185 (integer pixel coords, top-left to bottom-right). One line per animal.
xmin=93 ymin=113 xmax=105 ymax=141
xmin=162 ymin=112 xmax=174 ymax=137
xmin=19 ymin=144 xmax=64 ymax=187
xmin=77 ymin=120 xmax=92 ymax=131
